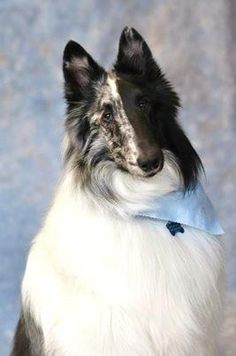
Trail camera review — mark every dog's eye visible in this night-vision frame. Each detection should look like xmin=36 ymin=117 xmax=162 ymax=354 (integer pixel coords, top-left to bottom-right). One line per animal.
xmin=137 ymin=100 xmax=148 ymax=111
xmin=102 ymin=111 xmax=113 ymax=123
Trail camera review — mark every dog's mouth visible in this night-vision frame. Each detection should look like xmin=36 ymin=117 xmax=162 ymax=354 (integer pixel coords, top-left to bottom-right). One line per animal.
xmin=145 ymin=170 xmax=158 ymax=178
xmin=143 ymin=165 xmax=164 ymax=178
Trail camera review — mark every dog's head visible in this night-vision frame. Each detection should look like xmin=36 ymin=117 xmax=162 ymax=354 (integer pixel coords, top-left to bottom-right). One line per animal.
xmin=63 ymin=27 xmax=202 ymax=199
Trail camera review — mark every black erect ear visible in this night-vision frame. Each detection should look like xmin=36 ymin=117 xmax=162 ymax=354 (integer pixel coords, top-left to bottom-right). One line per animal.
xmin=114 ymin=27 xmax=160 ymax=78
xmin=63 ymin=40 xmax=105 ymax=102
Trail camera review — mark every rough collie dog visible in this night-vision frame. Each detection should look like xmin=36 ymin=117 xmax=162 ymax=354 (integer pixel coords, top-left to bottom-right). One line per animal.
xmin=12 ymin=27 xmax=224 ymax=356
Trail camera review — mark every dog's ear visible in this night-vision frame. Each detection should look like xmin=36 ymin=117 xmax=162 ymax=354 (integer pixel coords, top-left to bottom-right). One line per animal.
xmin=63 ymin=40 xmax=105 ymax=101
xmin=114 ymin=27 xmax=160 ymax=78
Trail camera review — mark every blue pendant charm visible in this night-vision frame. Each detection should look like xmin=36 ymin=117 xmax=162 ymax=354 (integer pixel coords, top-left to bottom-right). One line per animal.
xmin=166 ymin=221 xmax=185 ymax=236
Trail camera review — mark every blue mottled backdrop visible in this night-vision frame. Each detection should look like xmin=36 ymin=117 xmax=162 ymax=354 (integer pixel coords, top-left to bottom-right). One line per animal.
xmin=0 ymin=0 xmax=235 ymax=355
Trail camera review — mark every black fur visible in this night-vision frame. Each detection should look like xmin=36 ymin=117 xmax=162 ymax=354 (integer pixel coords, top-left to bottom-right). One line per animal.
xmin=114 ymin=27 xmax=203 ymax=189
xmin=63 ymin=40 xmax=106 ymax=106
xmin=11 ymin=311 xmax=44 ymax=356
xmin=11 ymin=314 xmax=32 ymax=356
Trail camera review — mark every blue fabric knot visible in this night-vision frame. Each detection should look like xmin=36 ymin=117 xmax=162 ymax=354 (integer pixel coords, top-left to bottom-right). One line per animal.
xmin=166 ymin=221 xmax=185 ymax=236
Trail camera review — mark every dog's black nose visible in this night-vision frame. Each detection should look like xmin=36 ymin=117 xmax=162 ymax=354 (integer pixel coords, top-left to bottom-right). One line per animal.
xmin=137 ymin=158 xmax=159 ymax=173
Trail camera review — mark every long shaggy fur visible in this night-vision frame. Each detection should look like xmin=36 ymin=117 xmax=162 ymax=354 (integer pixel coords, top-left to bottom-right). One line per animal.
xmin=12 ymin=27 xmax=224 ymax=356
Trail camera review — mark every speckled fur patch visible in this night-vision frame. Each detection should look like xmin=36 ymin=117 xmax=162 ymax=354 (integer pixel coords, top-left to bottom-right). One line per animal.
xmin=90 ymin=73 xmax=143 ymax=175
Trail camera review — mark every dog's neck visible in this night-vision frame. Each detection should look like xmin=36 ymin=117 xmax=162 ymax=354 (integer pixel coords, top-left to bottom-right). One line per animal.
xmin=58 ymin=155 xmax=223 ymax=237
xmin=61 ymin=154 xmax=180 ymax=218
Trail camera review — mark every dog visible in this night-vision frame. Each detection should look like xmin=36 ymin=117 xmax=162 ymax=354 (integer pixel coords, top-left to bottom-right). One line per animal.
xmin=11 ymin=27 xmax=224 ymax=356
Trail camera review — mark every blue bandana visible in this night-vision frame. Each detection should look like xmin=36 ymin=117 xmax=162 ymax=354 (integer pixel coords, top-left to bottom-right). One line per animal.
xmin=135 ymin=182 xmax=224 ymax=236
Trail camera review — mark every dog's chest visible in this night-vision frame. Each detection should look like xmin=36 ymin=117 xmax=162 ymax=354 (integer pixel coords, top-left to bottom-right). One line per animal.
xmin=23 ymin=211 xmax=223 ymax=356
xmin=47 ymin=215 xmax=173 ymax=302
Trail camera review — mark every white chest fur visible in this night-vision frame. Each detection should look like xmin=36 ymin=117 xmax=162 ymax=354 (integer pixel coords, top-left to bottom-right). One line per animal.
xmin=22 ymin=175 xmax=224 ymax=356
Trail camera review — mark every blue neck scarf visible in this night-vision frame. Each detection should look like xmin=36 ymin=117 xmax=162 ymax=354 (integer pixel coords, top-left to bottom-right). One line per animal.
xmin=135 ymin=182 xmax=224 ymax=236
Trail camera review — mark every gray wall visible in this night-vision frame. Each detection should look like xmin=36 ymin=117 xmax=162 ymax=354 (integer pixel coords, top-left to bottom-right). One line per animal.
xmin=0 ymin=0 xmax=235 ymax=354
